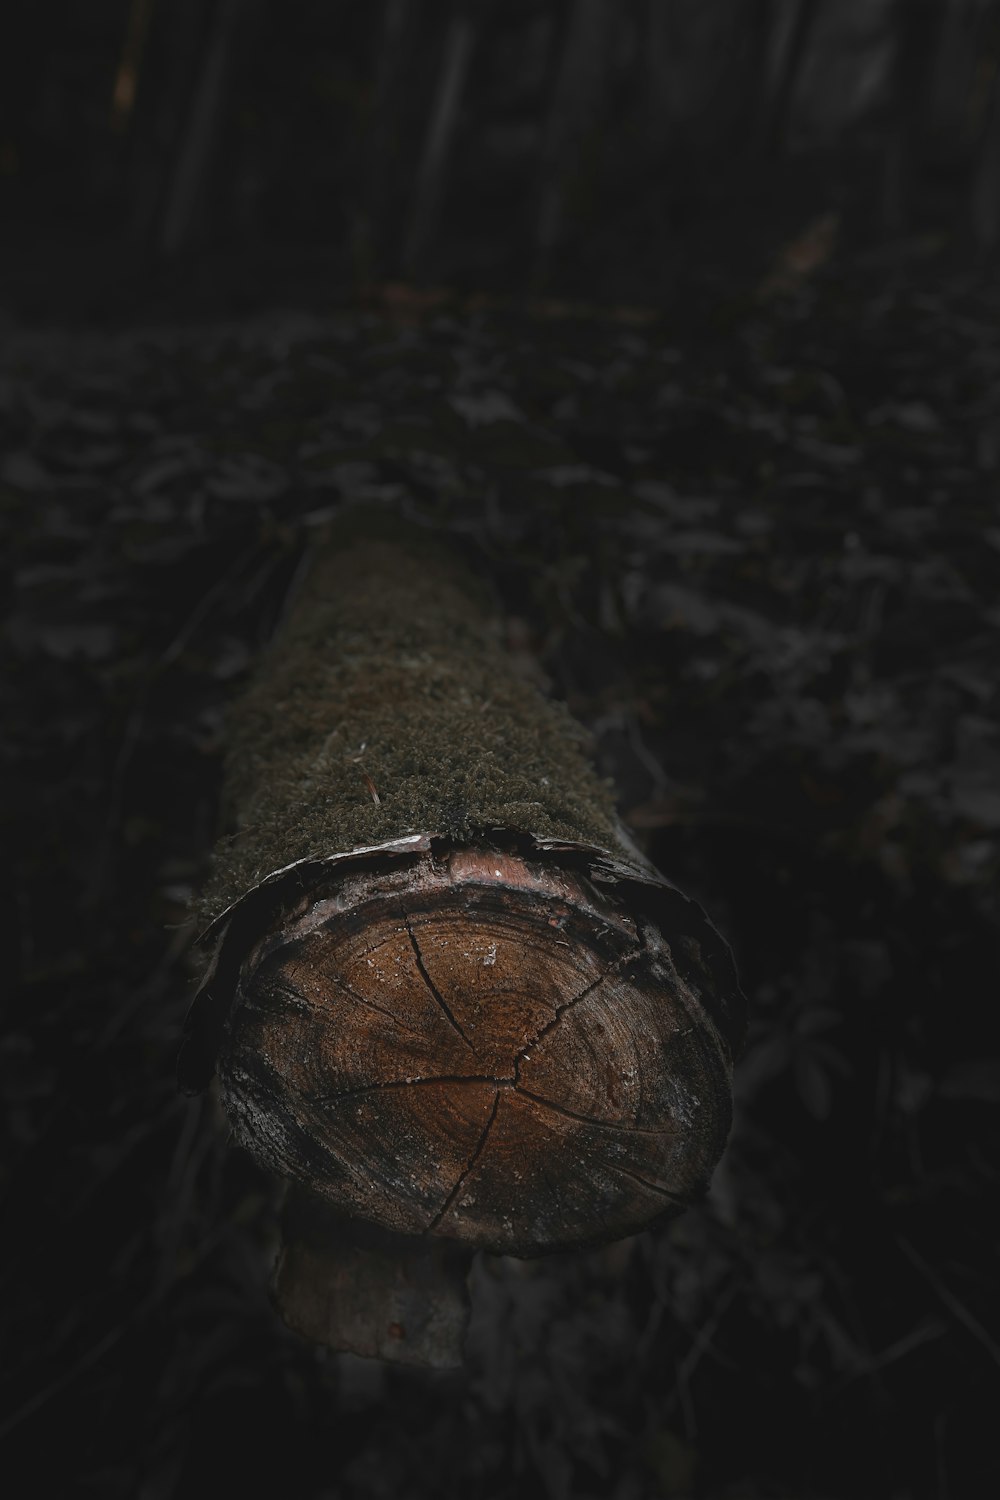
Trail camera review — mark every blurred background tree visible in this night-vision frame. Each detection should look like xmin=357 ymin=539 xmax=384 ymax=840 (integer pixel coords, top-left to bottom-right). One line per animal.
xmin=2 ymin=0 xmax=998 ymax=321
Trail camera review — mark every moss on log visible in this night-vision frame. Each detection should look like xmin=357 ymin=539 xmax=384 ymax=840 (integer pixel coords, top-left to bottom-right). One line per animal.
xmin=181 ymin=517 xmax=745 ymax=1366
xmin=199 ymin=525 xmax=624 ymax=920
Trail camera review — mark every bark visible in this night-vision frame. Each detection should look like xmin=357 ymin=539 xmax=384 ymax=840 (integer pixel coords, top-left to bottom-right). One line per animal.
xmin=180 ymin=515 xmax=745 ymax=1366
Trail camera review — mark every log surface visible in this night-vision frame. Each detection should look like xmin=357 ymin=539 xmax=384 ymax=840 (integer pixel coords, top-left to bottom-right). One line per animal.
xmin=198 ymin=528 xmax=627 ymax=926
xmin=181 ymin=524 xmax=745 ymax=1355
xmin=221 ymin=844 xmax=731 ymax=1255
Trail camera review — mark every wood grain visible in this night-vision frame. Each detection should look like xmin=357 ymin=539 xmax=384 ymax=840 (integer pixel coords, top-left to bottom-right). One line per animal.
xmin=220 ymin=846 xmax=731 ymax=1256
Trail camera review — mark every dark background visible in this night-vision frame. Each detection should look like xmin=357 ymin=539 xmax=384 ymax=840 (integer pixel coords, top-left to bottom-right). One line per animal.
xmin=2 ymin=3 xmax=999 ymax=1498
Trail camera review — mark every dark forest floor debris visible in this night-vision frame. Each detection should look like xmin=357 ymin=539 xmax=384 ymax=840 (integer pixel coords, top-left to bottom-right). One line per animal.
xmin=2 ymin=263 xmax=999 ymax=1499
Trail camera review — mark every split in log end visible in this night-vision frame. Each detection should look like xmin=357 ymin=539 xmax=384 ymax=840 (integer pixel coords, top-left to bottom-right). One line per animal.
xmin=222 ymin=842 xmax=734 ymax=1261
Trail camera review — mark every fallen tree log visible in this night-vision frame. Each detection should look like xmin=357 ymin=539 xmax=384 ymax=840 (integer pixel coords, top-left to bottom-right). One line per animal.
xmin=179 ymin=517 xmax=745 ymax=1366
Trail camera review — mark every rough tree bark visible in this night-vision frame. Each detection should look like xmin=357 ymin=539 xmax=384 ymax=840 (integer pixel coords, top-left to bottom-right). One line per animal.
xmin=180 ymin=516 xmax=745 ymax=1367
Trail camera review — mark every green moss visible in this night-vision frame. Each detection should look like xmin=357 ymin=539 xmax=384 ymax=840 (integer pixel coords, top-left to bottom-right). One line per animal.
xmin=201 ymin=519 xmax=622 ymax=920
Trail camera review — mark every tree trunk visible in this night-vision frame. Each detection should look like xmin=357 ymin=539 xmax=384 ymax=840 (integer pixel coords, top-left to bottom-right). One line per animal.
xmin=928 ymin=0 xmax=985 ymax=162
xmin=180 ymin=516 xmax=745 ymax=1367
xmin=159 ymin=0 xmax=244 ymax=256
xmin=402 ymin=0 xmax=484 ymax=279
xmin=756 ymin=0 xmax=820 ymax=157
xmin=533 ymin=0 xmax=611 ymax=286
xmin=126 ymin=0 xmax=207 ymax=250
xmin=110 ymin=0 xmax=157 ymax=135
xmin=882 ymin=0 xmax=939 ymax=236
xmin=642 ymin=0 xmax=676 ymax=158
xmin=972 ymin=57 xmax=1000 ymax=251
xmin=352 ymin=0 xmax=414 ymax=290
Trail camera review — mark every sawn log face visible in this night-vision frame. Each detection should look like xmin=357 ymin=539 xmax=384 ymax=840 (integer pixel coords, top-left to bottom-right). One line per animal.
xmin=220 ymin=846 xmax=731 ymax=1256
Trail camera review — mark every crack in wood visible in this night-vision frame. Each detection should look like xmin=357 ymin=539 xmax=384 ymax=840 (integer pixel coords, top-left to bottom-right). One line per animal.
xmin=610 ymin=1161 xmax=691 ymax=1207
xmin=404 ymin=915 xmax=475 ymax=1051
xmin=325 ymin=970 xmax=430 ymax=1044
xmin=241 ymin=966 xmax=430 ymax=1050
xmin=241 ymin=979 xmax=313 ymax=1016
xmin=514 ymin=1085 xmax=677 ymax=1137
xmin=307 ymin=1074 xmax=511 ymax=1103
xmin=512 ymin=947 xmax=641 ymax=1080
xmin=427 ymin=1089 xmax=501 ymax=1233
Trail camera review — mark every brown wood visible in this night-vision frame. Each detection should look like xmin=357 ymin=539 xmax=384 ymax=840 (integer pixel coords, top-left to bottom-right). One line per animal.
xmin=221 ymin=844 xmax=731 ymax=1258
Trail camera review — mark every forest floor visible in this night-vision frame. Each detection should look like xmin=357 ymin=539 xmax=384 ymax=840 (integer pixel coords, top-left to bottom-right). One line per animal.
xmin=2 ymin=251 xmax=999 ymax=1500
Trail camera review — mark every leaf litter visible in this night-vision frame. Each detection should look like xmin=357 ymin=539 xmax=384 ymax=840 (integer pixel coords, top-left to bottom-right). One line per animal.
xmin=2 ymin=264 xmax=998 ymax=1498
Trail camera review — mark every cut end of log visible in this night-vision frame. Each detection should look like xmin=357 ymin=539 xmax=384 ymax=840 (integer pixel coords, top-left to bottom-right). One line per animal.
xmin=220 ymin=842 xmax=733 ymax=1258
